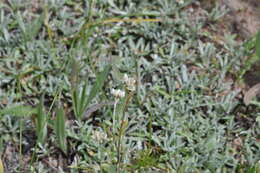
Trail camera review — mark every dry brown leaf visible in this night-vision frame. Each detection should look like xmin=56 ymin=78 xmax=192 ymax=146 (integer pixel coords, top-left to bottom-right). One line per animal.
xmin=82 ymin=101 xmax=114 ymax=121
xmin=244 ymin=83 xmax=260 ymax=105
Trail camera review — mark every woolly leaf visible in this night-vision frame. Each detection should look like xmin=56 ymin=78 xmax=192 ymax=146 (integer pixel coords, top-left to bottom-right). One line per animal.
xmin=0 ymin=105 xmax=36 ymax=117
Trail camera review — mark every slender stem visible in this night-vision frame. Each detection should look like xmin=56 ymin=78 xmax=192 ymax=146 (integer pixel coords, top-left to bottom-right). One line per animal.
xmin=19 ymin=119 xmax=23 ymax=171
xmin=116 ymin=136 xmax=121 ymax=173
xmin=112 ymin=98 xmax=122 ymax=173
xmin=112 ymin=99 xmax=118 ymax=133
xmin=149 ymin=112 xmax=153 ymax=144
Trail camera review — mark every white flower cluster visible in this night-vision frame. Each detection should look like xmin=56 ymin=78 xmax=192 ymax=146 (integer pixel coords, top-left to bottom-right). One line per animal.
xmin=111 ymin=74 xmax=135 ymax=99
xmin=176 ymin=0 xmax=184 ymax=4
xmin=123 ymin=74 xmax=136 ymax=91
xmin=92 ymin=130 xmax=107 ymax=143
xmin=111 ymin=88 xmax=125 ymax=98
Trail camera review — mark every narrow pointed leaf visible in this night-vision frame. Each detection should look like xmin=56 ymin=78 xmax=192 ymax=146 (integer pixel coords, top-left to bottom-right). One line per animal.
xmin=256 ymin=30 xmax=260 ymax=59
xmin=72 ymin=88 xmax=80 ymax=118
xmin=85 ymin=65 xmax=111 ymax=108
xmin=79 ymin=83 xmax=88 ymax=116
xmin=55 ymin=107 xmax=67 ymax=154
xmin=28 ymin=13 xmax=44 ymax=40
xmin=36 ymin=96 xmax=47 ymax=144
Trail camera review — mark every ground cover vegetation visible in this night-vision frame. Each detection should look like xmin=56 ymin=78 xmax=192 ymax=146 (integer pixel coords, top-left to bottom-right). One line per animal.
xmin=0 ymin=0 xmax=259 ymax=172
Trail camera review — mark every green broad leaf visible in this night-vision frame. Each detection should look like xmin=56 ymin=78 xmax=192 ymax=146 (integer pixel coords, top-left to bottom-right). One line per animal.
xmin=0 ymin=105 xmax=36 ymax=117
xmin=36 ymin=96 xmax=47 ymax=144
xmin=256 ymin=30 xmax=260 ymax=59
xmin=55 ymin=106 xmax=67 ymax=154
xmin=246 ymin=166 xmax=256 ymax=173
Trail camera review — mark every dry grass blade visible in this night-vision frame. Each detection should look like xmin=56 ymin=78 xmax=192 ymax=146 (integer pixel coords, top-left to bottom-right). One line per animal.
xmin=244 ymin=82 xmax=260 ymax=105
xmin=82 ymin=101 xmax=115 ymax=121
xmin=102 ymin=18 xmax=161 ymax=24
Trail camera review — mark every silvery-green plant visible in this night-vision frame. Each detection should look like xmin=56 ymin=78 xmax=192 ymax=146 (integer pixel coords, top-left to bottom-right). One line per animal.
xmin=0 ymin=0 xmax=259 ymax=172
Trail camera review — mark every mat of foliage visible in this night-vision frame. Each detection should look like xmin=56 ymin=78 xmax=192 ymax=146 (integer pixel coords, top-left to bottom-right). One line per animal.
xmin=0 ymin=0 xmax=259 ymax=172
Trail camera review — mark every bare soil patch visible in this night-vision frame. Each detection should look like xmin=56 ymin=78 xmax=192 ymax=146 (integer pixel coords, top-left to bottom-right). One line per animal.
xmin=221 ymin=0 xmax=260 ymax=39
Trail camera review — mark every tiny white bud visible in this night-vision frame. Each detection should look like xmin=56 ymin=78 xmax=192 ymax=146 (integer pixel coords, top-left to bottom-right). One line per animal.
xmin=111 ymin=88 xmax=116 ymax=95
xmin=123 ymin=74 xmax=129 ymax=83
xmin=176 ymin=0 xmax=184 ymax=4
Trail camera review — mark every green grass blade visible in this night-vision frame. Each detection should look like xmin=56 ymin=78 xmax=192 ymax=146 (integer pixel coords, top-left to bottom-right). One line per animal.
xmin=256 ymin=30 xmax=260 ymax=59
xmin=15 ymin=11 xmax=26 ymax=34
xmin=36 ymin=96 xmax=47 ymax=144
xmin=28 ymin=13 xmax=44 ymax=41
xmin=70 ymin=57 xmax=88 ymax=119
xmin=55 ymin=106 xmax=67 ymax=154
xmin=72 ymin=83 xmax=89 ymax=120
xmin=85 ymin=65 xmax=111 ymax=109
xmin=72 ymin=88 xmax=80 ymax=118
xmin=79 ymin=82 xmax=88 ymax=117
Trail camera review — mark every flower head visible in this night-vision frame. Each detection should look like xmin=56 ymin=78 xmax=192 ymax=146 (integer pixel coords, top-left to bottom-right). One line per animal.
xmin=111 ymin=88 xmax=125 ymax=98
xmin=123 ymin=74 xmax=136 ymax=91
